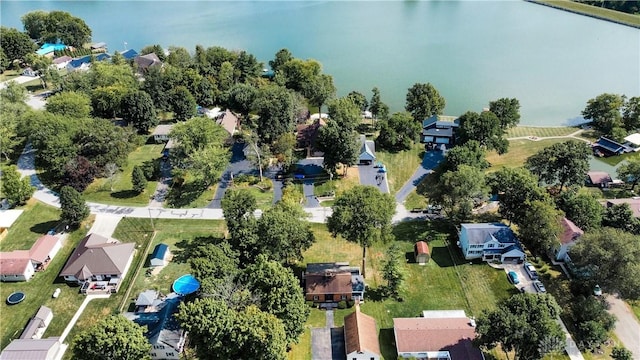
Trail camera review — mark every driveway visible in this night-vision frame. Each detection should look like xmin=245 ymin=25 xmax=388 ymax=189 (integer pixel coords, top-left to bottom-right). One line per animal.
xmin=358 ymin=164 xmax=390 ymax=194
xmin=311 ymin=310 xmax=345 ymax=360
xmin=395 ymin=150 xmax=444 ymax=202
xmin=88 ymin=214 xmax=123 ymax=238
xmin=208 ymin=142 xmax=256 ymax=208
xmin=606 ymin=295 xmax=640 ymax=359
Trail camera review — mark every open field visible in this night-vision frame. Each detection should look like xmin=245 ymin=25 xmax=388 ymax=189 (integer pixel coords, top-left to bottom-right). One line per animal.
xmin=486 ymin=138 xmax=568 ymax=171
xmin=526 ymin=0 xmax=640 ymax=28
xmin=0 ymin=205 xmax=93 ymax=351
xmin=83 ymin=144 xmax=164 ymax=207
xmin=375 ymin=143 xmax=424 ymax=194
xmin=0 ymin=200 xmax=60 ymax=252
xmin=505 ymin=126 xmax=578 ymax=138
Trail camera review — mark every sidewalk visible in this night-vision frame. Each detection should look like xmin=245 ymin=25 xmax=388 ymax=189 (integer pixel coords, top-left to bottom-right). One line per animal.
xmin=59 ymin=293 xmax=111 ymax=342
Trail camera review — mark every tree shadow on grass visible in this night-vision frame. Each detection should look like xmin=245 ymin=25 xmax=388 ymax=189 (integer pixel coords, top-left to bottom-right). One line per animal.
xmin=172 ymin=236 xmax=224 ymax=264
xmin=30 ymin=220 xmax=59 ymax=235
xmin=366 ymin=286 xmax=387 ymax=302
xmin=110 ymin=190 xmax=140 ymax=199
xmin=165 ymin=180 xmax=208 ymax=208
xmin=379 ymin=328 xmax=397 ymax=360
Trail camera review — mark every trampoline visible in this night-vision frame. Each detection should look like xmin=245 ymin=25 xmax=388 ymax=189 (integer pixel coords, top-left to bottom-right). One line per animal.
xmin=172 ymin=274 xmax=200 ymax=295
xmin=6 ymin=291 xmax=25 ymax=305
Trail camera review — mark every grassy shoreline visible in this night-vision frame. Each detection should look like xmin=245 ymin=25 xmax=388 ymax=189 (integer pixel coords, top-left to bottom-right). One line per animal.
xmin=526 ymin=0 xmax=640 ymax=29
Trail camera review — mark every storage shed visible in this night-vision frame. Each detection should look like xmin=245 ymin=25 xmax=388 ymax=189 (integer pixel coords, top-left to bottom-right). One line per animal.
xmin=414 ymin=241 xmax=430 ymax=265
xmin=150 ymin=244 xmax=171 ymax=267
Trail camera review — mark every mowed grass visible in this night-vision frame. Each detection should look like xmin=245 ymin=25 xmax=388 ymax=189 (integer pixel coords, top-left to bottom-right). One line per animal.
xmin=291 ymin=221 xmax=515 ymax=359
xmin=486 ymin=138 xmax=568 ymax=171
xmin=529 ymin=0 xmax=640 ymax=28
xmin=375 ymin=142 xmax=424 ymax=194
xmin=505 ymin=126 xmax=578 ymax=138
xmin=84 ymin=144 xmax=164 ymax=207
xmin=0 ymin=206 xmax=93 ymax=351
xmin=0 ymin=200 xmax=60 ymax=251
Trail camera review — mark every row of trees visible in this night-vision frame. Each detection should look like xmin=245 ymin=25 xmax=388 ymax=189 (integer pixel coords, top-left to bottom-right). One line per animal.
xmin=582 ymin=93 xmax=639 ymax=141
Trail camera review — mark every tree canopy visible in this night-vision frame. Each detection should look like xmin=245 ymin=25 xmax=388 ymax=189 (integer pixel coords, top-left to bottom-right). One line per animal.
xmin=315 ymin=120 xmax=359 ymax=174
xmin=72 ymin=315 xmax=151 ymax=360
xmin=556 ymin=190 xmax=603 ymax=231
xmin=487 ymin=167 xmax=548 ymax=225
xmin=256 ymin=202 xmax=315 ymax=264
xmin=376 ymin=112 xmax=421 ymax=152
xmin=22 ymin=10 xmax=92 ymax=48
xmin=327 ymin=185 xmax=395 ymax=277
xmin=430 ymin=164 xmax=488 ymax=222
xmin=617 ymin=156 xmax=640 ymax=190
xmin=440 ymin=140 xmax=489 ymax=172
xmin=121 ymin=90 xmax=157 ymax=134
xmin=0 ymin=27 xmax=36 ymax=63
xmin=45 ymin=91 xmax=92 ymax=118
xmin=457 ymin=110 xmax=509 ymax=154
xmin=489 ymin=97 xmax=521 ymax=129
xmin=525 ymin=140 xmax=591 ymax=191
xmin=519 ymin=199 xmax=562 ymax=258
xmin=254 ymin=85 xmax=302 ymax=144
xmin=59 ymin=185 xmax=89 ymax=227
xmin=1 ymin=165 xmax=34 ymax=208
xmin=405 ymin=82 xmax=446 ymax=122
xmin=582 ymin=93 xmax=626 ymax=139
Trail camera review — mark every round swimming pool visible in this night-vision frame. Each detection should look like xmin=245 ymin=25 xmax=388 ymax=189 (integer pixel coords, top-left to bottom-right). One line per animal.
xmin=6 ymin=292 xmax=25 ymax=305
xmin=172 ymin=274 xmax=200 ymax=295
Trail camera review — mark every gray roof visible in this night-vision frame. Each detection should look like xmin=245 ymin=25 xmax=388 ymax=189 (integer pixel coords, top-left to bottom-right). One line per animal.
xmin=461 ymin=223 xmax=517 ymax=245
xmin=422 ymin=115 xmax=460 ymax=129
xmin=359 ymin=135 xmax=376 ymax=161
xmin=0 ymin=338 xmax=62 ymax=360
xmin=59 ymin=233 xmax=135 ymax=280
xmin=20 ymin=306 xmax=53 ymax=339
xmin=152 ymin=124 xmax=173 ymax=136
xmin=136 ymin=290 xmax=158 ymax=306
xmin=135 ymin=293 xmax=186 ymax=353
xmin=422 ymin=127 xmax=454 ymax=137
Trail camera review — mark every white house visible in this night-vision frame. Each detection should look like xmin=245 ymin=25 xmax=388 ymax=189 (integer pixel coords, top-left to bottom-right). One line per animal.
xmin=0 ymin=235 xmax=62 ymax=282
xmin=152 ymin=125 xmax=173 ymax=143
xmin=553 ymin=218 xmax=584 ymax=262
xmin=0 ymin=338 xmax=67 ymax=360
xmin=458 ymin=223 xmax=525 ymax=263
xmin=344 ymin=304 xmax=381 ymax=360
xmin=52 ymin=56 xmax=72 ymax=70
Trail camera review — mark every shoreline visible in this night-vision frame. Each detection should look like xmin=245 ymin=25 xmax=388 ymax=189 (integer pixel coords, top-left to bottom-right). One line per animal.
xmin=525 ymin=0 xmax=640 ymax=29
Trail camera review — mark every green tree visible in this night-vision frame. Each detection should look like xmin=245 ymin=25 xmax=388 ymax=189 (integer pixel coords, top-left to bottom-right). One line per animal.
xmin=622 ymin=96 xmax=640 ymax=130
xmin=76 ymin=118 xmax=136 ymax=169
xmin=441 ymin=140 xmax=489 ymax=172
xmin=256 ymin=202 xmax=315 ymax=264
xmin=225 ymin=83 xmax=257 ymax=124
xmin=221 ymin=189 xmax=260 ymax=265
xmin=140 ymin=44 xmax=166 ymax=61
xmin=72 ymin=315 xmax=151 ymax=360
xmin=170 ymin=116 xmax=228 ymax=157
xmin=20 ymin=11 xmax=48 ymax=40
xmin=489 ymin=97 xmax=521 ymax=129
xmin=62 ymin=156 xmax=98 ymax=192
xmin=431 ymin=165 xmax=488 ymax=222
xmin=243 ymin=255 xmax=310 ymax=345
xmin=519 ymin=200 xmax=562 ymax=258
xmin=315 ymin=120 xmax=359 ymax=175
xmin=0 ymin=27 xmax=36 ymax=63
xmin=582 ymin=93 xmax=625 ymax=136
xmin=369 ymin=87 xmax=389 ymax=121
xmin=269 ymin=48 xmax=293 ymax=72
xmin=0 ymin=101 xmax=27 ymax=160
xmin=121 ymin=90 xmax=157 ymax=134
xmin=603 ymin=203 xmax=639 ymax=233
xmin=571 ymin=295 xmax=616 ymax=350
xmin=59 ymin=186 xmax=89 ymax=227
xmin=303 ymin=73 xmax=336 ymax=114
xmin=327 ymin=185 xmax=396 ymax=277
xmin=131 ymin=165 xmax=147 ymax=194
xmin=45 ymin=91 xmax=92 ymax=118
xmin=232 ymin=306 xmax=288 ymax=360
xmin=475 ymin=293 xmax=564 ymax=360
xmin=405 ymin=82 xmax=446 ymax=122
xmin=22 ymin=10 xmax=92 ymax=48
xmin=376 ymin=112 xmax=421 ymax=151
xmin=382 ymin=242 xmax=407 ymax=298
xmin=0 ymin=48 xmax=8 ymax=73
xmin=253 ymin=85 xmax=302 ymax=144
xmin=169 ymin=86 xmax=196 ymax=121
xmin=556 ymin=190 xmax=603 ymax=231
xmin=458 ymin=110 xmax=509 ymax=154
xmin=569 ymin=227 xmax=640 ymax=299
xmin=188 ymin=242 xmax=241 ymax=295
xmin=611 ymin=347 xmax=634 ymax=360
xmin=327 ymin=96 xmax=361 ymax=131
xmin=0 ymin=81 xmax=27 ymax=103
xmin=487 ymin=167 xmax=548 ymax=225
xmin=279 ymin=58 xmax=321 ymax=93
xmin=617 ymin=157 xmax=640 ymax=190
xmin=525 ymin=140 xmax=591 ymax=191
xmin=91 ymin=84 xmax=130 ymax=119
xmin=346 ymin=91 xmax=369 ymax=112
xmin=188 ymin=145 xmax=230 ymax=186
xmin=234 ymin=50 xmax=261 ymax=83
xmin=1 ymin=165 xmax=34 ymax=207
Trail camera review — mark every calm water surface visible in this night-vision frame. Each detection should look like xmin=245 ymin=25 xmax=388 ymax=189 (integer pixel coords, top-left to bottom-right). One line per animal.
xmin=2 ymin=1 xmax=639 ymax=126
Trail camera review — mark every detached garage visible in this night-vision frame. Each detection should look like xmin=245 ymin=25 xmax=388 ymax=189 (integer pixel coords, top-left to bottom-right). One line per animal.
xmin=414 ymin=241 xmax=430 ymax=265
xmin=150 ymin=244 xmax=171 ymax=267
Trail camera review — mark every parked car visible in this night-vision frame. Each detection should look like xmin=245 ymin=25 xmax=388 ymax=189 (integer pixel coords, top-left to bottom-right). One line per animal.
xmin=533 ymin=280 xmax=546 ymax=293
xmin=593 ymin=285 xmax=602 ymax=296
xmin=524 ymin=262 xmax=539 ymax=280
xmin=507 ymin=271 xmax=520 ymax=285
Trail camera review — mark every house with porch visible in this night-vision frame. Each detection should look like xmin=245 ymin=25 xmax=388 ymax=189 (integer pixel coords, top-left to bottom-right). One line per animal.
xmin=303 ymin=262 xmax=365 ymax=304
xmin=344 ymin=304 xmax=381 ymax=360
xmin=59 ymin=233 xmax=135 ymax=291
xmin=394 ymin=310 xmax=483 ymax=360
xmin=358 ymin=135 xmax=376 ymax=165
xmin=586 ymin=171 xmax=612 ymax=188
xmin=552 ymin=217 xmax=583 ymax=262
xmin=152 ymin=125 xmax=173 ymax=143
xmin=592 ymin=137 xmax=629 ymax=157
xmin=420 ymin=115 xmax=460 ymax=148
xmin=458 ymin=223 xmax=525 ymax=263
xmin=0 ymin=235 xmax=63 ymax=282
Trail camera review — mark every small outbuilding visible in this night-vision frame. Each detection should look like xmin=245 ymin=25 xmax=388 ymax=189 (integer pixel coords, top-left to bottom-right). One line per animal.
xmin=150 ymin=243 xmax=171 ymax=267
xmin=414 ymin=241 xmax=430 ymax=265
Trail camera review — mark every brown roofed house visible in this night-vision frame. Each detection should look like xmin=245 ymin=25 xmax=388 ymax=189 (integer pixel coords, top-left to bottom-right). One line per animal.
xmin=134 ymin=53 xmax=162 ymax=73
xmin=586 ymin=171 xmax=612 ymax=188
xmin=553 ymin=218 xmax=584 ymax=262
xmin=59 ymin=233 xmax=135 ymax=287
xmin=304 ymin=262 xmax=365 ymax=303
xmin=344 ymin=304 xmax=381 ymax=360
xmin=394 ymin=310 xmax=483 ymax=360
xmin=603 ymin=198 xmax=640 ymax=218
xmin=415 ymin=241 xmax=430 ymax=265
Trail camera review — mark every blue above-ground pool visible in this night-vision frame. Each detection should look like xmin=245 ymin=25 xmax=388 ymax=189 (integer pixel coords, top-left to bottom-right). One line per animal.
xmin=6 ymin=292 xmax=25 ymax=305
xmin=172 ymin=274 xmax=200 ymax=295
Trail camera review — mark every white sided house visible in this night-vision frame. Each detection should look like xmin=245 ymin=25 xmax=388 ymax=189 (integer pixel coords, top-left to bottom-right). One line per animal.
xmin=458 ymin=223 xmax=525 ymax=263
xmin=0 ymin=235 xmax=63 ymax=282
xmin=552 ymin=218 xmax=584 ymax=262
xmin=344 ymin=304 xmax=381 ymax=360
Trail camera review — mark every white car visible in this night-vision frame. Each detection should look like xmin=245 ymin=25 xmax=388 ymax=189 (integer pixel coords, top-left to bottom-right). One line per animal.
xmin=524 ymin=262 xmax=539 ymax=280
xmin=533 ymin=280 xmax=546 ymax=293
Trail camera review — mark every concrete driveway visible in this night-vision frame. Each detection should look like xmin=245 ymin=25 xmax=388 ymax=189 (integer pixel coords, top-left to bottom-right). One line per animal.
xmin=606 ymin=294 xmax=640 ymax=358
xmin=358 ymin=164 xmax=390 ymax=194
xmin=208 ymin=142 xmax=256 ymax=208
xmin=395 ymin=150 xmax=444 ymax=202
xmin=501 ymin=263 xmax=535 ymax=293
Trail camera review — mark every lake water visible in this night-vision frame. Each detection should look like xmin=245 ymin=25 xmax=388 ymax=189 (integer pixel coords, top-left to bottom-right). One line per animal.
xmin=2 ymin=1 xmax=639 ymax=126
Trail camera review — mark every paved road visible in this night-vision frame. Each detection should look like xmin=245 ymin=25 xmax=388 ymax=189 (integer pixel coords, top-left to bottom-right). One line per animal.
xmin=395 ymin=150 xmax=444 ymax=202
xmin=607 ymin=295 xmax=640 ymax=359
xmin=358 ymin=164 xmax=390 ymax=194
xmin=0 ymin=75 xmax=39 ymax=88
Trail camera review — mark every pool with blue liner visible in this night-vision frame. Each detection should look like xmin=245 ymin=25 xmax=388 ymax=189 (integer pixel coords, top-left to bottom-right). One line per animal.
xmin=172 ymin=274 xmax=200 ymax=295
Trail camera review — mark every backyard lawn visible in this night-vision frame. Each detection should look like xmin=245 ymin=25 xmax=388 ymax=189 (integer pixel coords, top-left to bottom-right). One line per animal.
xmin=83 ymin=144 xmax=165 ymax=207
xmin=375 ymin=142 xmax=424 ymax=194
xmin=505 ymin=126 xmax=578 ymax=138
xmin=486 ymin=138 xmax=568 ymax=171
xmin=0 ymin=204 xmax=92 ymax=351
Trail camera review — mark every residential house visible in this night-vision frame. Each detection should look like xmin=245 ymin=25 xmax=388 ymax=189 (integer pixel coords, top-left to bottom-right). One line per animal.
xmin=90 ymin=42 xmax=107 ymax=53
xmin=394 ymin=310 xmax=483 ymax=360
xmin=414 ymin=241 xmax=430 ymax=265
xmin=295 ymin=119 xmax=326 ymax=157
xmin=420 ymin=115 xmax=460 ymax=147
xmin=36 ymin=43 xmax=67 ymax=57
xmin=135 ymin=289 xmax=161 ymax=313
xmin=20 ymin=306 xmax=53 ymax=340
xmin=458 ymin=223 xmax=525 ymax=263
xmin=130 ymin=293 xmax=187 ymax=360
xmin=602 ymin=198 xmax=640 ymax=218
xmin=304 ymin=262 xmax=365 ymax=304
xmin=0 ymin=209 xmax=23 ymax=241
xmin=358 ymin=135 xmax=376 ymax=165
xmin=150 ymin=244 xmax=171 ymax=267
xmin=623 ymin=133 xmax=640 ymax=151
xmin=216 ymin=110 xmax=239 ymax=138
xmin=343 ymin=304 xmax=381 ymax=360
xmin=152 ymin=125 xmax=173 ymax=143
xmin=0 ymin=235 xmax=63 ymax=282
xmin=592 ymin=137 xmax=629 ymax=157
xmin=0 ymin=338 xmax=66 ymax=360
xmin=121 ymin=49 xmax=139 ymax=60
xmin=52 ymin=56 xmax=72 ymax=70
xmin=586 ymin=171 xmax=612 ymax=188
xmin=66 ymin=53 xmax=112 ymax=72
xmin=134 ymin=53 xmax=162 ymax=73
xmin=22 ymin=67 xmax=38 ymax=77
xmin=552 ymin=218 xmax=583 ymax=263
xmin=59 ymin=233 xmax=135 ymax=290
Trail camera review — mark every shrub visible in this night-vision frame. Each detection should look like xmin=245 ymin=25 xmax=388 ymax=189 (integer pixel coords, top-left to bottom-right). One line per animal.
xmin=346 ymin=300 xmax=355 ymax=308
xmin=140 ymin=159 xmax=160 ymax=181
xmin=337 ymin=300 xmax=347 ymax=309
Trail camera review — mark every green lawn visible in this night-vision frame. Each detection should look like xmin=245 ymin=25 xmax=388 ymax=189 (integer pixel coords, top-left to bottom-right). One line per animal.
xmin=528 ymin=0 xmax=640 ymax=28
xmin=84 ymin=144 xmax=164 ymax=206
xmin=0 ymin=206 xmax=92 ymax=351
xmin=486 ymin=138 xmax=568 ymax=171
xmin=629 ymin=300 xmax=640 ymax=322
xmin=165 ymin=175 xmax=218 ymax=208
xmin=232 ymin=181 xmax=274 ymax=210
xmin=375 ymin=143 xmax=424 ymax=194
xmin=403 ymin=190 xmax=428 ymax=209
xmin=505 ymin=126 xmax=578 ymax=138
xmin=0 ymin=200 xmax=61 ymax=252
xmin=0 ymin=70 xmax=21 ymax=82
